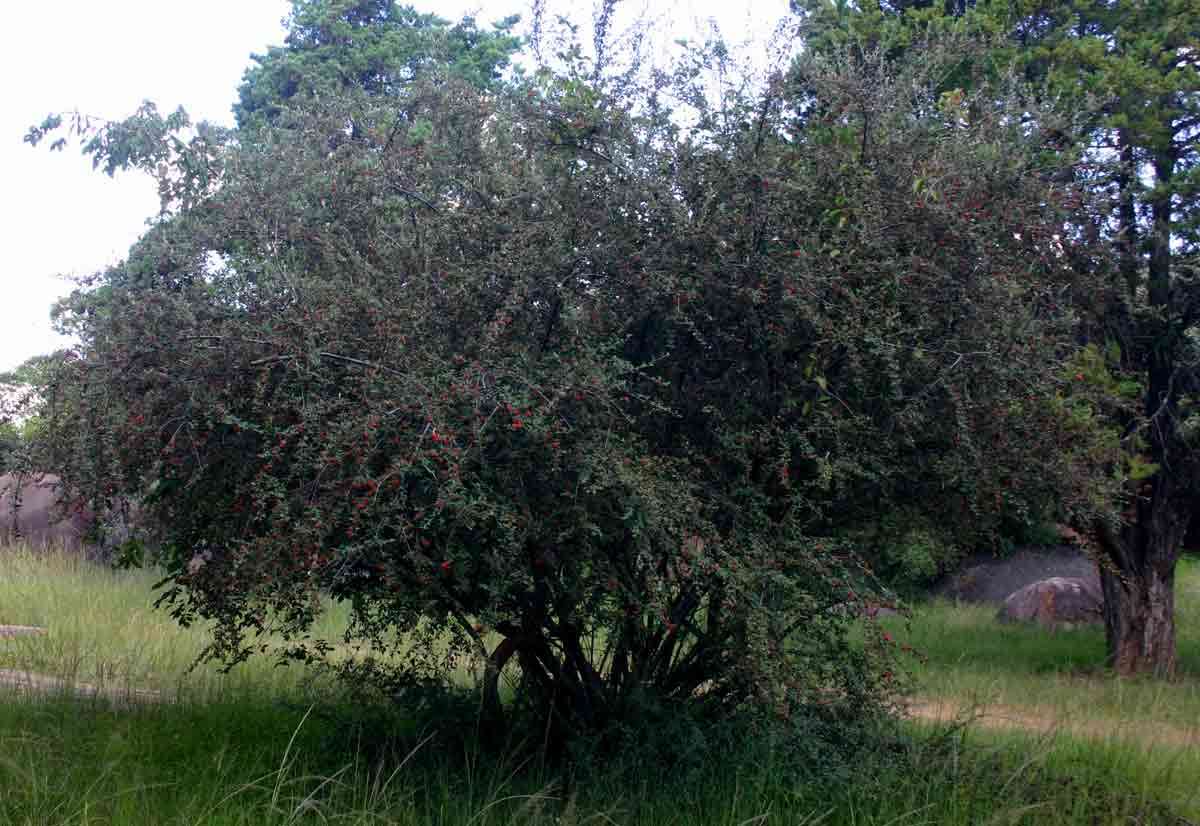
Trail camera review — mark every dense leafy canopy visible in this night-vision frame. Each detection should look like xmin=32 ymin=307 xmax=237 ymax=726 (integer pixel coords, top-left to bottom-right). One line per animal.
xmin=26 ymin=4 xmax=1122 ymax=745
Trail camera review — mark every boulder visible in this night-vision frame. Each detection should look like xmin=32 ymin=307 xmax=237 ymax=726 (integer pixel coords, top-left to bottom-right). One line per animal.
xmin=997 ymin=576 xmax=1103 ymax=629
xmin=0 ymin=473 xmax=93 ymax=550
xmin=0 ymin=473 xmax=142 ymax=559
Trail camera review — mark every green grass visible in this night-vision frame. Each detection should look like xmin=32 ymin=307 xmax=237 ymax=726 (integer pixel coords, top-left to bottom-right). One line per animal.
xmin=875 ymin=556 xmax=1200 ymax=819
xmin=1 ymin=545 xmax=1198 ymax=824
xmin=0 ymin=693 xmax=1193 ymax=825
xmin=882 ymin=557 xmax=1200 ymax=730
xmin=0 ymin=545 xmax=356 ymax=702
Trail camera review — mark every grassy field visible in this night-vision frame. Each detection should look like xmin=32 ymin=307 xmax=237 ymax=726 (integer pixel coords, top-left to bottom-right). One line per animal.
xmin=1 ymin=546 xmax=1198 ymax=824
xmin=880 ymin=556 xmax=1200 ymax=818
xmin=883 ymin=557 xmax=1200 ymax=732
xmin=0 ymin=546 xmax=356 ymax=702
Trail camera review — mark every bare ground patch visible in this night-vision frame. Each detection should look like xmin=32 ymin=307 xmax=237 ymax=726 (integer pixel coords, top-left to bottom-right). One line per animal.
xmin=905 ymin=696 xmax=1200 ymax=749
xmin=0 ymin=668 xmax=165 ymax=706
xmin=0 ymin=625 xmax=46 ymax=638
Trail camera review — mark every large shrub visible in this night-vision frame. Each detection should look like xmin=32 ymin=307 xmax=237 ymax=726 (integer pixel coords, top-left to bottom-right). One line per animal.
xmin=30 ymin=27 xmax=1109 ymax=747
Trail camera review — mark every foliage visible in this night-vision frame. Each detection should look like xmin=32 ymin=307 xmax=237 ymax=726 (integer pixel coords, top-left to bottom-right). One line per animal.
xmin=32 ymin=78 xmax=871 ymax=748
xmin=23 ymin=13 xmax=1120 ymax=748
xmin=1006 ymin=515 xmax=1065 ymax=549
xmin=780 ymin=41 xmax=1115 ymax=546
xmin=0 ymin=355 xmax=58 ymax=476
xmin=850 ymin=508 xmax=962 ymax=590
xmin=234 ymin=0 xmax=521 ymax=129
xmin=0 ymin=424 xmax=22 ymax=475
xmin=794 ymin=0 xmax=1200 ymax=678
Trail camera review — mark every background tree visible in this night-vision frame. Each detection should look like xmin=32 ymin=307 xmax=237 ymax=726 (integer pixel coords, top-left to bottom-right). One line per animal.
xmin=234 ymin=0 xmax=520 ymax=129
xmin=0 ymin=355 xmax=59 ymax=476
xmin=792 ymin=0 xmax=1200 ymax=676
xmin=1060 ymin=0 xmax=1200 ymax=676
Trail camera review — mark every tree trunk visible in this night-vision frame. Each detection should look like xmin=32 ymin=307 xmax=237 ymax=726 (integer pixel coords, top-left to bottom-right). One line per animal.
xmin=1096 ymin=147 xmax=1189 ymax=678
xmin=1116 ymin=132 xmax=1139 ymax=302
xmin=1096 ymin=469 xmax=1187 ymax=677
xmin=1099 ymin=541 xmax=1179 ymax=677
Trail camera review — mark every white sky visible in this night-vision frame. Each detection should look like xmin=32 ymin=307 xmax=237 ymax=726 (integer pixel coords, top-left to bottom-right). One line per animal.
xmin=0 ymin=0 xmax=788 ymax=374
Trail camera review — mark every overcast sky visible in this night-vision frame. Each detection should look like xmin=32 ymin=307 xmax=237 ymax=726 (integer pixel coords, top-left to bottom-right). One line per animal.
xmin=1 ymin=0 xmax=788 ymax=374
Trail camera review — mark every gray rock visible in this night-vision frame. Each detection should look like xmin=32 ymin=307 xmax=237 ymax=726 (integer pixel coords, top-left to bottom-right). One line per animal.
xmin=0 ymin=473 xmax=145 ymax=559
xmin=997 ymin=576 xmax=1104 ymax=629
xmin=0 ymin=473 xmax=92 ymax=550
xmin=937 ymin=547 xmax=1100 ymax=604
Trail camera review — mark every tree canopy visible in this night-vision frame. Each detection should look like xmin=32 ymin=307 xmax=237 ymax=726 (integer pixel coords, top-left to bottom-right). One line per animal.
xmin=794 ymin=0 xmax=1200 ymax=676
xmin=234 ymin=0 xmax=521 ymax=129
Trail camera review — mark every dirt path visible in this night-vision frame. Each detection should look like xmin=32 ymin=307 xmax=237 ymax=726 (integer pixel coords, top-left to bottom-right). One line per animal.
xmin=0 ymin=625 xmax=46 ymax=639
xmin=2 ymin=623 xmax=163 ymax=706
xmin=905 ymin=697 xmax=1200 ymax=749
xmin=4 ymin=662 xmax=1197 ymax=750
xmin=0 ymin=668 xmax=165 ymax=706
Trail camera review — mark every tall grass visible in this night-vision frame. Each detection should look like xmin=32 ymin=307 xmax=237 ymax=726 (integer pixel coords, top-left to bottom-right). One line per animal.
xmin=1 ymin=544 xmax=1198 ymax=824
xmin=0 ymin=693 xmax=1193 ymax=824
xmin=0 ymin=545 xmax=356 ymax=701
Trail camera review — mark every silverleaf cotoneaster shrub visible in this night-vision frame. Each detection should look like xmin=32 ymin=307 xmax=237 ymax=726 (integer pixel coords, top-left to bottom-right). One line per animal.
xmin=32 ymin=31 xmax=1113 ymax=751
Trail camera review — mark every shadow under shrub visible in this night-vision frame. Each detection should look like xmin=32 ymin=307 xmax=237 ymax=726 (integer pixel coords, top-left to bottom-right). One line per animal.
xmin=295 ymin=677 xmax=909 ymax=804
xmin=280 ymin=692 xmax=1192 ymax=825
xmin=562 ymin=685 xmax=905 ymax=789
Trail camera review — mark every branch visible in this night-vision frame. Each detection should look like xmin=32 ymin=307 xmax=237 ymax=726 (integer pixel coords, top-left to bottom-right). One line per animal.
xmin=318 ymin=351 xmax=404 ymax=375
xmin=388 ymin=184 xmax=439 ymax=212
xmin=546 ymin=141 xmax=614 ymax=164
